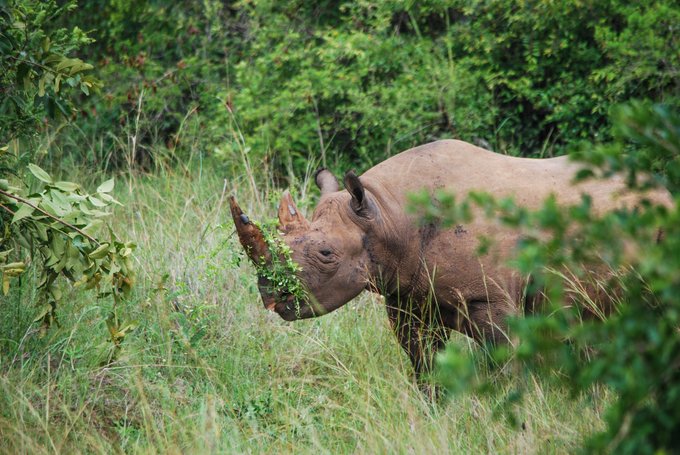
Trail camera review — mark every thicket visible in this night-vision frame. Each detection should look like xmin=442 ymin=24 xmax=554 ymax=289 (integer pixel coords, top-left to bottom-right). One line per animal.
xmin=53 ymin=0 xmax=679 ymax=176
xmin=432 ymin=103 xmax=680 ymax=453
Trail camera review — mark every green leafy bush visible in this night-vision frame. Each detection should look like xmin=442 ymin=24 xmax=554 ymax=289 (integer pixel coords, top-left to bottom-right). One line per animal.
xmin=229 ymin=0 xmax=679 ymax=174
xmin=57 ymin=0 xmax=677 ymax=179
xmin=53 ymin=0 xmax=236 ymax=169
xmin=0 ymin=0 xmax=135 ymax=345
xmin=0 ymin=165 xmax=135 ymax=340
xmin=434 ymin=103 xmax=680 ymax=453
xmin=0 ymin=0 xmax=101 ymax=145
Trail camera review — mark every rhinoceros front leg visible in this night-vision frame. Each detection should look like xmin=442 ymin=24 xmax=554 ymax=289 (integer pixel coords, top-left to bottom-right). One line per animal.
xmin=385 ymin=296 xmax=449 ymax=391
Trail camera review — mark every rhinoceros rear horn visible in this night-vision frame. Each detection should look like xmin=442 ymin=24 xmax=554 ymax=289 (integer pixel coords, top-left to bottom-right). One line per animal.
xmin=229 ymin=196 xmax=272 ymax=265
xmin=277 ymin=190 xmax=310 ymax=233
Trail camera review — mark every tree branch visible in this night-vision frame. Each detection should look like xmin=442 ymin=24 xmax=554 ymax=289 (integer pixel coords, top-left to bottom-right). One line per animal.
xmin=0 ymin=189 xmax=100 ymax=246
xmin=0 ymin=203 xmax=15 ymax=216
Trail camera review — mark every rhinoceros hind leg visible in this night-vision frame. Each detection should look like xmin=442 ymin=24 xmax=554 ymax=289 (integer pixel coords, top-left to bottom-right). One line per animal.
xmin=463 ymin=299 xmax=514 ymax=345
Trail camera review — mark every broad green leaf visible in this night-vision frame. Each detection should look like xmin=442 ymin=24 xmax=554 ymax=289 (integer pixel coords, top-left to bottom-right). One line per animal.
xmin=44 ymin=54 xmax=61 ymax=65
xmin=51 ymin=234 xmax=66 ymax=258
xmin=66 ymin=193 xmax=87 ymax=203
xmin=49 ymin=189 xmax=72 ymax=213
xmin=45 ymin=251 xmax=59 ymax=267
xmin=12 ymin=202 xmax=35 ymax=223
xmin=79 ymin=202 xmax=109 ymax=217
xmin=32 ymin=220 xmax=48 ymax=242
xmin=28 ymin=164 xmax=52 ymax=183
xmin=98 ymin=192 xmax=121 ymax=205
xmin=56 ymin=57 xmax=74 ymax=72
xmin=97 ymin=178 xmax=115 ymax=193
xmin=88 ymin=242 xmax=110 ymax=259
xmin=88 ymin=196 xmax=108 ymax=207
xmin=54 ymin=181 xmax=80 ymax=192
xmin=82 ymin=219 xmax=104 ymax=236
xmin=33 ymin=304 xmax=52 ymax=322
xmin=41 ymin=197 xmax=68 ymax=217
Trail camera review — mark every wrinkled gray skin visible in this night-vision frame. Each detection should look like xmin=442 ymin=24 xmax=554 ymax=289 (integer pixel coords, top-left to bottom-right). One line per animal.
xmin=233 ymin=140 xmax=672 ymax=381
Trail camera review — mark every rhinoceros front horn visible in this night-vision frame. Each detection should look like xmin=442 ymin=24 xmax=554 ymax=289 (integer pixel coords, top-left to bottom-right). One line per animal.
xmin=229 ymin=196 xmax=279 ymax=310
xmin=229 ymin=196 xmax=271 ymax=264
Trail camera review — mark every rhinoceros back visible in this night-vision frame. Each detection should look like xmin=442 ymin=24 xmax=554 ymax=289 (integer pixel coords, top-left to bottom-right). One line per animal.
xmin=362 ymin=139 xmax=664 ymax=214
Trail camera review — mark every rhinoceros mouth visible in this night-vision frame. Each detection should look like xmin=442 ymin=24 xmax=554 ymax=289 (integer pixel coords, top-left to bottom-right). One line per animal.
xmin=257 ymin=275 xmax=299 ymax=312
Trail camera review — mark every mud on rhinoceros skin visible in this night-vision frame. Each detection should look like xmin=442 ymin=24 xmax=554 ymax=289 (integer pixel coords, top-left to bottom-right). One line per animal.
xmin=230 ymin=139 xmax=673 ymax=385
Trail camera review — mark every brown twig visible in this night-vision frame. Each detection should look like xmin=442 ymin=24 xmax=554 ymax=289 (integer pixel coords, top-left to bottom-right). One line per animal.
xmin=0 ymin=203 xmax=15 ymax=216
xmin=0 ymin=189 xmax=100 ymax=246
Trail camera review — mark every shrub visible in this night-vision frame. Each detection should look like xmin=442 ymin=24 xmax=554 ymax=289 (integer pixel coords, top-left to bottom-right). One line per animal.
xmin=0 ymin=0 xmax=100 ymax=146
xmin=435 ymin=102 xmax=680 ymax=453
xmin=49 ymin=1 xmax=678 ymax=179
xmin=0 ymin=0 xmax=135 ymax=346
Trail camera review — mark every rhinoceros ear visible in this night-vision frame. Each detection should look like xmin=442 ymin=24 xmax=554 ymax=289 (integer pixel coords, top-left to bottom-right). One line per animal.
xmin=314 ymin=168 xmax=339 ymax=195
xmin=344 ymin=171 xmax=372 ymax=217
xmin=278 ymin=190 xmax=310 ymax=233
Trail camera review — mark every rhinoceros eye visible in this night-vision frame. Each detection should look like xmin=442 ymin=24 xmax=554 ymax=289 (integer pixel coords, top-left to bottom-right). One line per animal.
xmin=320 ymin=249 xmax=333 ymax=257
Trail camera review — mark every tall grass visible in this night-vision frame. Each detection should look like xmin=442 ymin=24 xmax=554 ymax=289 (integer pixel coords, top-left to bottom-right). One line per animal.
xmin=0 ymin=160 xmax=610 ymax=453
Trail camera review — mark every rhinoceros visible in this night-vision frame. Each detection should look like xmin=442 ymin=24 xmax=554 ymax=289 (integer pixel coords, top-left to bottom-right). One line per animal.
xmin=230 ymin=139 xmax=671 ymax=380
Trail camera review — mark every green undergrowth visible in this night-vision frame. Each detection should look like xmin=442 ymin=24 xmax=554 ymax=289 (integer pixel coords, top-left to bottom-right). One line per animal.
xmin=0 ymin=164 xmax=610 ymax=453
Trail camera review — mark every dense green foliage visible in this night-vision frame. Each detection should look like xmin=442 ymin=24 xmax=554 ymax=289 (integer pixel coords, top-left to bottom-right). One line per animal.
xmin=0 ymin=0 xmax=134 ymax=343
xmin=433 ymin=103 xmax=680 ymax=453
xmin=0 ymin=166 xmax=136 ymax=340
xmin=55 ymin=0 xmax=679 ymax=175
xmin=1 ymin=0 xmax=679 ymax=452
xmin=0 ymin=0 xmax=100 ymax=144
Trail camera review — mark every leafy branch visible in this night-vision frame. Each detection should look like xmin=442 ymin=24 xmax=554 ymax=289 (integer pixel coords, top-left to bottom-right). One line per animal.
xmin=0 ymin=187 xmax=100 ymax=245
xmin=0 ymin=163 xmax=135 ymax=342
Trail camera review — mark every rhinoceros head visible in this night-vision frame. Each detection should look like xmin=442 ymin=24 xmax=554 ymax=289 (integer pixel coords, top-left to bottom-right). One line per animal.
xmin=230 ymin=169 xmax=379 ymax=321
